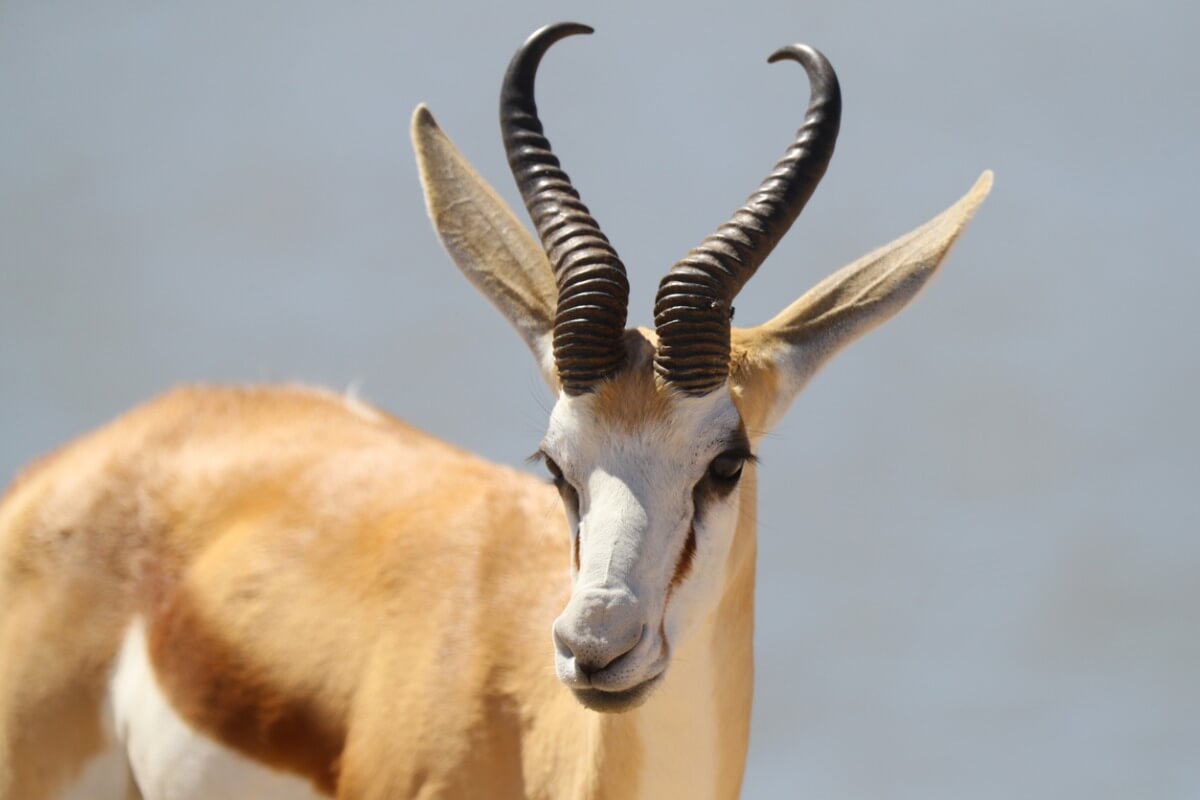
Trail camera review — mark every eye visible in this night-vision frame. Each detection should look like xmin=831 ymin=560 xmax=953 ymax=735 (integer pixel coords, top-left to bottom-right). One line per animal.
xmin=708 ymin=453 xmax=746 ymax=484
xmin=540 ymin=453 xmax=580 ymax=515
xmin=543 ymin=454 xmax=566 ymax=488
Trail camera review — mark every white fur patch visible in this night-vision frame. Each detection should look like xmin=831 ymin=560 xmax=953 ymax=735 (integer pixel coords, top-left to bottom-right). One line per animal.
xmin=109 ymin=620 xmax=326 ymax=800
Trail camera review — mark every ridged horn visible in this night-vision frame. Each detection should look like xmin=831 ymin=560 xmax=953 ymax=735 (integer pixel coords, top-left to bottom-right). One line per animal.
xmin=653 ymin=44 xmax=842 ymax=395
xmin=500 ymin=22 xmax=630 ymax=394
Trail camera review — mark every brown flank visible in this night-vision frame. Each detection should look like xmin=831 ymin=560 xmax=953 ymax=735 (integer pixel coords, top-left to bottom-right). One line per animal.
xmin=147 ymin=589 xmax=344 ymax=795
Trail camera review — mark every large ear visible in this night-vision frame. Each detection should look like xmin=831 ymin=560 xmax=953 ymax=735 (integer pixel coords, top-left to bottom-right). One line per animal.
xmin=730 ymin=171 xmax=993 ymax=434
xmin=412 ymin=105 xmax=560 ymax=389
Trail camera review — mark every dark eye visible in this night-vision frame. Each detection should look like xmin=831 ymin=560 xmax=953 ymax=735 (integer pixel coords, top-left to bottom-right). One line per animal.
xmin=543 ymin=455 xmax=566 ymax=488
xmin=708 ymin=453 xmax=746 ymax=484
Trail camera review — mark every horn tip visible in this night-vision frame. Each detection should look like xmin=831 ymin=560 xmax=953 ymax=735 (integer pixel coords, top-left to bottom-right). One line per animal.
xmin=766 ymin=43 xmax=839 ymax=98
xmin=536 ymin=21 xmax=594 ymax=39
xmin=767 ymin=43 xmax=824 ymax=65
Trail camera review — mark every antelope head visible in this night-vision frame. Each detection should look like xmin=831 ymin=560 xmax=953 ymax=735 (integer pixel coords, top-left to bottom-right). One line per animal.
xmin=414 ymin=23 xmax=991 ymax=712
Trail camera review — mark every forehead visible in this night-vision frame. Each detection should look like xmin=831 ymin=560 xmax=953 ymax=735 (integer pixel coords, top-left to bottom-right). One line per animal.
xmin=545 ymin=328 xmax=744 ymax=454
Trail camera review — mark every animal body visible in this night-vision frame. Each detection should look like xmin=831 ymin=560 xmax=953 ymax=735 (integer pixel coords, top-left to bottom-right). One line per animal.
xmin=0 ymin=22 xmax=990 ymax=800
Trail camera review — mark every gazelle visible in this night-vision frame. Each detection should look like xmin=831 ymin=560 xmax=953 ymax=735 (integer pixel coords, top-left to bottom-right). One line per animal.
xmin=0 ymin=21 xmax=990 ymax=800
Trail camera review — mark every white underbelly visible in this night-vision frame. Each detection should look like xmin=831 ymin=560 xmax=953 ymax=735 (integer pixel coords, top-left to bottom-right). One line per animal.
xmin=101 ymin=619 xmax=326 ymax=800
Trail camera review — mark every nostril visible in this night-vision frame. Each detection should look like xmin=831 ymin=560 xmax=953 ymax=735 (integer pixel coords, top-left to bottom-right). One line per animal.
xmin=566 ymin=623 xmax=645 ymax=677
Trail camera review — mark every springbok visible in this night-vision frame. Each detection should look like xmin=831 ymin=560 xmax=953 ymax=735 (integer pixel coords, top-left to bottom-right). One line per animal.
xmin=0 ymin=21 xmax=990 ymax=800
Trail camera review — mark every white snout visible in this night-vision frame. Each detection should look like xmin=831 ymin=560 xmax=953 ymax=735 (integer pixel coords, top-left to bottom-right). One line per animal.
xmin=553 ymin=587 xmax=665 ymax=694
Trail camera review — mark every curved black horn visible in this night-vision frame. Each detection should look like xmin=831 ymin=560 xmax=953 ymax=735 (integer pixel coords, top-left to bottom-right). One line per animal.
xmin=500 ymin=23 xmax=630 ymax=394
xmin=653 ymin=44 xmax=841 ymax=395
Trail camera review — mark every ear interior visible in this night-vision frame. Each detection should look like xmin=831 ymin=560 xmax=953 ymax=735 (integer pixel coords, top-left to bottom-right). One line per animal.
xmin=731 ymin=170 xmax=993 ymax=433
xmin=412 ymin=105 xmax=560 ymax=388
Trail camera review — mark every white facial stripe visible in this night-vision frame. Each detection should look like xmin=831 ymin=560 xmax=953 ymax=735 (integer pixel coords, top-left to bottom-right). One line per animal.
xmin=580 ymin=469 xmax=651 ymax=589
xmin=549 ymin=389 xmax=741 ymax=589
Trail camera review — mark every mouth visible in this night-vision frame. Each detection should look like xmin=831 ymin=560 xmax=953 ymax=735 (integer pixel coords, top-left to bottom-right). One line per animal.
xmin=570 ymin=671 xmax=665 ymax=713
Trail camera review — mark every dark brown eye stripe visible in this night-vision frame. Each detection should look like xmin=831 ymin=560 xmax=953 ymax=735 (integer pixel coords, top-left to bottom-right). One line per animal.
xmin=668 ymin=524 xmax=697 ymax=596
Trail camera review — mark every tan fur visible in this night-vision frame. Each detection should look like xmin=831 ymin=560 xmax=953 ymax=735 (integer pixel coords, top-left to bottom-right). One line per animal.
xmin=0 ymin=403 xmax=157 ymax=800
xmin=591 ymin=330 xmax=675 ymax=431
xmin=147 ymin=585 xmax=344 ymax=792
xmin=0 ymin=385 xmax=666 ymax=798
xmin=729 ymin=335 xmax=783 ymax=437
xmin=714 ymin=466 xmax=758 ymax=797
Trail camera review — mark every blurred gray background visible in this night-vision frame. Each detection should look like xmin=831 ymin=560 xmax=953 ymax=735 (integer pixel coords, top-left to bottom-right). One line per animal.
xmin=2 ymin=1 xmax=1197 ymax=797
